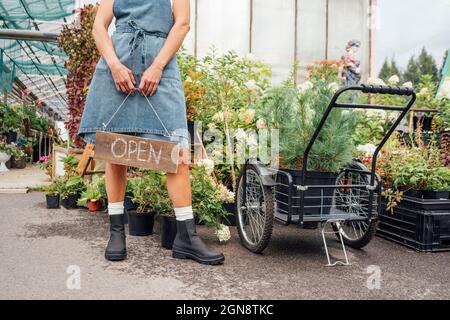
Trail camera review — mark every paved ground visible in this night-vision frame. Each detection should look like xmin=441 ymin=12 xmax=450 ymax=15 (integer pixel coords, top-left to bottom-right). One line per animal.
xmin=0 ymin=192 xmax=449 ymax=300
xmin=0 ymin=165 xmax=51 ymax=193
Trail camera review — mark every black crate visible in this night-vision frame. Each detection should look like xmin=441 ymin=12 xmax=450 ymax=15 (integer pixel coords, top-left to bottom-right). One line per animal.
xmin=275 ymin=169 xmax=338 ymax=217
xmin=377 ymin=196 xmax=450 ymax=252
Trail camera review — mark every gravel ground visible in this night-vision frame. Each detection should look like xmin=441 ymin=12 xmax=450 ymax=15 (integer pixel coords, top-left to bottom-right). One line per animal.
xmin=0 ymin=192 xmax=449 ymax=300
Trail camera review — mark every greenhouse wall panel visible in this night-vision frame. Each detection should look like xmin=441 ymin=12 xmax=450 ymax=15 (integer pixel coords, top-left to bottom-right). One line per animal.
xmin=196 ymin=0 xmax=250 ymax=57
xmin=181 ymin=0 xmax=197 ymax=54
xmin=327 ymin=0 xmax=371 ymax=80
xmin=181 ymin=0 xmax=371 ymax=83
xmin=251 ymin=0 xmax=296 ymax=83
xmin=296 ymin=0 xmax=328 ymax=79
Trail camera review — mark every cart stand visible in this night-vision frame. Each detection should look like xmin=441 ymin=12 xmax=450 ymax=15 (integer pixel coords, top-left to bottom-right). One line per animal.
xmin=320 ymin=219 xmax=350 ymax=266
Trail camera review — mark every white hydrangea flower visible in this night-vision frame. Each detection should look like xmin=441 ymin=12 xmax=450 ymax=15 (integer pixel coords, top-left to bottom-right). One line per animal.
xmin=328 ymin=82 xmax=340 ymax=92
xmin=243 ymin=109 xmax=256 ymax=124
xmin=196 ymin=158 xmax=215 ymax=174
xmin=218 ymin=184 xmax=235 ymax=203
xmin=388 ymin=75 xmax=400 ymax=85
xmin=246 ymin=134 xmax=258 ymax=147
xmin=419 ymin=88 xmax=429 ymax=96
xmin=439 ymin=79 xmax=450 ymax=99
xmin=215 ymin=224 xmax=231 ymax=243
xmin=227 ymin=79 xmax=236 ymax=86
xmin=357 ymin=144 xmax=377 ymax=155
xmin=212 ymin=111 xmax=224 ymax=123
xmin=245 ymin=53 xmax=257 ymax=62
xmin=256 ymin=118 xmax=266 ymax=129
xmin=234 ymin=128 xmax=247 ymax=141
xmin=298 ymin=81 xmax=314 ymax=94
xmin=402 ymin=81 xmax=414 ymax=88
xmin=211 ymin=149 xmax=223 ymax=158
xmin=368 ymin=78 xmax=386 ymax=86
xmin=245 ymin=79 xmax=258 ymax=91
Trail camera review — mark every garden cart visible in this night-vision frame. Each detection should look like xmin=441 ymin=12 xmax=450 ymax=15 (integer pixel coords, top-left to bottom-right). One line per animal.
xmin=236 ymin=84 xmax=417 ymax=266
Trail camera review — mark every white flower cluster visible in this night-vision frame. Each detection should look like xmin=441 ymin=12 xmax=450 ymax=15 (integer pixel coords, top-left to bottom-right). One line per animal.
xmin=368 ymin=76 xmax=414 ymax=89
xmin=196 ymin=158 xmax=215 ymax=174
xmin=235 ymin=128 xmax=258 ymax=147
xmin=298 ymin=81 xmax=314 ymax=94
xmin=438 ymin=77 xmax=450 ymax=99
xmin=215 ymin=224 xmax=231 ymax=243
xmin=217 ymin=184 xmax=235 ymax=203
xmin=357 ymin=143 xmax=377 ymax=155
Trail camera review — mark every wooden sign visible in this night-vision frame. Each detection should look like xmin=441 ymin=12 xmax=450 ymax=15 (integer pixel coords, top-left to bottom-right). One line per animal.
xmin=94 ymin=132 xmax=179 ymax=173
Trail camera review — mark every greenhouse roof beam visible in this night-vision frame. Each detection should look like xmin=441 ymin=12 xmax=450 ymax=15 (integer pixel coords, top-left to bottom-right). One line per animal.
xmin=0 ymin=28 xmax=58 ymax=42
xmin=15 ymin=38 xmax=66 ymax=104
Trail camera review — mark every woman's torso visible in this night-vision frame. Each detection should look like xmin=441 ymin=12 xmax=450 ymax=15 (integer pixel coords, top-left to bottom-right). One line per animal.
xmin=113 ymin=0 xmax=173 ymax=35
xmin=96 ymin=0 xmax=180 ymax=80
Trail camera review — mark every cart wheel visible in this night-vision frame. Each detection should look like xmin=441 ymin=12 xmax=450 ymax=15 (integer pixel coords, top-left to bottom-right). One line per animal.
xmin=236 ymin=164 xmax=274 ymax=254
xmin=331 ymin=161 xmax=378 ymax=249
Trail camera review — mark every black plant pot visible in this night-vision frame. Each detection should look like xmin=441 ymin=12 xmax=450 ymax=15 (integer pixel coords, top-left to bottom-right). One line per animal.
xmin=61 ymin=194 xmax=80 ymax=209
xmin=222 ymin=203 xmax=236 ymax=226
xmin=46 ymin=194 xmax=60 ymax=209
xmin=160 ymin=215 xmax=177 ymax=249
xmin=124 ymin=195 xmax=138 ymax=211
xmin=6 ymin=131 xmax=17 ymax=144
xmin=404 ymin=189 xmax=424 ymax=199
xmin=12 ymin=157 xmax=27 ymax=169
xmin=5 ymin=159 xmax=11 ymax=169
xmin=128 ymin=210 xmax=155 ymax=236
xmin=424 ymin=191 xmax=450 ymax=200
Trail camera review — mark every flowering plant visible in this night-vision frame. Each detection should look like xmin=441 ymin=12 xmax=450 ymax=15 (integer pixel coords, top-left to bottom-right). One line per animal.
xmin=39 ymin=154 xmax=53 ymax=177
xmin=59 ymin=4 xmax=100 ymax=146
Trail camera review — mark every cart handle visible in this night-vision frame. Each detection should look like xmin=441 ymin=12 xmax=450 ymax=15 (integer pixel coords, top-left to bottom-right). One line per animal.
xmin=300 ymin=84 xmax=416 ymax=188
xmin=360 ymin=84 xmax=415 ymax=96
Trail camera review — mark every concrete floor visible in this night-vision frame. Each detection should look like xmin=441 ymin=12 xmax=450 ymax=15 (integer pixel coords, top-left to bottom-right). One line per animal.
xmin=0 ymin=164 xmax=51 ymax=193
xmin=0 ymin=192 xmax=449 ymax=300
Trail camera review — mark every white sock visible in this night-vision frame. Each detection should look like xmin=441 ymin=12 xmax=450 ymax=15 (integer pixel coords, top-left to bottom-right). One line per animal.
xmin=174 ymin=206 xmax=194 ymax=221
xmin=108 ymin=201 xmax=124 ymax=216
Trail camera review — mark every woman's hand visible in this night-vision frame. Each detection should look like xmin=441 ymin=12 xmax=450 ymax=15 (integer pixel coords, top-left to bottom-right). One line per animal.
xmin=139 ymin=63 xmax=163 ymax=96
xmin=110 ymin=61 xmax=136 ymax=94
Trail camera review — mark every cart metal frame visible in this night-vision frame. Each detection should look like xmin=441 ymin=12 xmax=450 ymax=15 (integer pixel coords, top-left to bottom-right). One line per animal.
xmin=237 ymin=84 xmax=416 ymax=265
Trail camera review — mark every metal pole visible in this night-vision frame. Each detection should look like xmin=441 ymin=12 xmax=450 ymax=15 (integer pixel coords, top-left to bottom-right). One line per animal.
xmin=0 ymin=29 xmax=58 ymax=42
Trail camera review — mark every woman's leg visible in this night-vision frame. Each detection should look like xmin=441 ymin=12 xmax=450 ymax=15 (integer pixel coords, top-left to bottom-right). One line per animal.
xmin=166 ymin=160 xmax=192 ymax=208
xmin=167 ymin=150 xmax=224 ymax=265
xmin=105 ymin=163 xmax=128 ymax=261
xmin=105 ymin=163 xmax=128 ymax=202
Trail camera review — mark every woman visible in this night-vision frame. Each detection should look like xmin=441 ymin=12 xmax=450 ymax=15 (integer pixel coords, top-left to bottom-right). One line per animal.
xmin=78 ymin=0 xmax=224 ymax=265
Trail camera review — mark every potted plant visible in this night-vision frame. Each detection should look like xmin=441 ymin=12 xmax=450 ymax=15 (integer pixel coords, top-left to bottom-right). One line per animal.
xmin=0 ymin=141 xmax=13 ymax=172
xmin=127 ymin=176 xmax=157 ymax=236
xmin=38 ymin=154 xmax=53 ymax=177
xmin=2 ymin=108 xmax=22 ymax=144
xmin=44 ymin=179 xmax=64 ymax=209
xmin=77 ymin=184 xmax=103 ymax=212
xmin=11 ymin=146 xmax=27 ymax=169
xmin=375 ymin=134 xmax=450 ymax=251
xmin=191 ymin=166 xmax=231 ymax=243
xmin=124 ymin=179 xmax=138 ymax=211
xmin=423 ymin=167 xmax=450 ymax=199
xmin=255 ymin=75 xmax=356 ymax=216
xmin=60 ymin=176 xmax=86 ymax=209
xmin=141 ymin=173 xmax=177 ymax=248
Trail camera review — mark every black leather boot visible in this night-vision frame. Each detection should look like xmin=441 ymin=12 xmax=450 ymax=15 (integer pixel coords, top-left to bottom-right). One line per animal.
xmin=105 ymin=214 xmax=127 ymax=261
xmin=172 ymin=219 xmax=225 ymax=265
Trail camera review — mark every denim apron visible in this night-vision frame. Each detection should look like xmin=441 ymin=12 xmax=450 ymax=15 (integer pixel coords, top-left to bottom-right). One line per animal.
xmin=78 ymin=0 xmax=189 ymax=149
